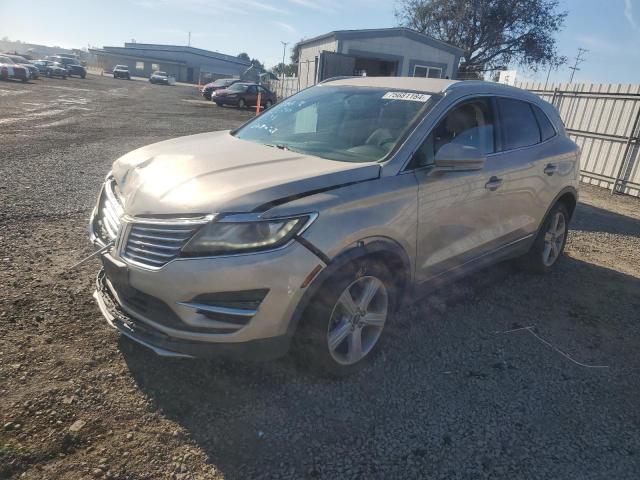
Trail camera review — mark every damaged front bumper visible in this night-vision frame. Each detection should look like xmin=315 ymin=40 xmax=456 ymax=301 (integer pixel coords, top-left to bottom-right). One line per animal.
xmin=93 ymin=270 xmax=292 ymax=360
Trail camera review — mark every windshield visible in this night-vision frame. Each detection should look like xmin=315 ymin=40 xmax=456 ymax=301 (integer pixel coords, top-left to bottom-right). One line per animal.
xmin=115 ymin=65 xmax=127 ymax=69
xmin=154 ymin=71 xmax=167 ymax=76
xmin=0 ymin=56 xmax=14 ymax=64
xmin=9 ymin=56 xmax=27 ymax=63
xmin=234 ymin=86 xmax=436 ymax=162
xmin=212 ymin=78 xmax=234 ymax=86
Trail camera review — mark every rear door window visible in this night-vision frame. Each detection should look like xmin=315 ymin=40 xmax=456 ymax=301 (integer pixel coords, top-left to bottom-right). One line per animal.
xmin=497 ymin=98 xmax=541 ymax=150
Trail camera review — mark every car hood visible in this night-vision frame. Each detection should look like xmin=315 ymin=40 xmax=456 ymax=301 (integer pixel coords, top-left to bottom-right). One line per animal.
xmin=111 ymin=130 xmax=380 ymax=216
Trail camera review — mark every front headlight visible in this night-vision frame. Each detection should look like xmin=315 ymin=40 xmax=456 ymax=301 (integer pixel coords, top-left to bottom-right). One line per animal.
xmin=181 ymin=213 xmax=316 ymax=256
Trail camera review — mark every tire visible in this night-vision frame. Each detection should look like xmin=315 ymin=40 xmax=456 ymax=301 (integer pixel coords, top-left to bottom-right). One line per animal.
xmin=22 ymin=78 xmax=28 ymax=83
xmin=238 ymin=98 xmax=246 ymax=109
xmin=215 ymin=102 xmax=223 ymax=107
xmin=63 ymin=75 xmax=67 ymax=80
xmin=294 ymin=259 xmax=395 ymax=376
xmin=265 ymin=100 xmax=273 ymax=108
xmin=518 ymin=202 xmax=570 ymax=274
xmin=47 ymin=71 xmax=52 ymax=78
xmin=81 ymin=73 xmax=86 ymax=79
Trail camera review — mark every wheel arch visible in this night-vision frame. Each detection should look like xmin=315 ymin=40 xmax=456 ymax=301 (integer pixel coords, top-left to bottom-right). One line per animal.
xmin=537 ymin=186 xmax=578 ymax=233
xmin=286 ymin=236 xmax=412 ymax=337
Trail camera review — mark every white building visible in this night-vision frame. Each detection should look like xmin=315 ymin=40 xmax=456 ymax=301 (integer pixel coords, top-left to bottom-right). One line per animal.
xmin=295 ymin=28 xmax=464 ymax=89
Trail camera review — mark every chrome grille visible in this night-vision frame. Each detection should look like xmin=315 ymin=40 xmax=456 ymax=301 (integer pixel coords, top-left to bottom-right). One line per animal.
xmin=122 ymin=221 xmax=206 ymax=269
xmin=96 ymin=179 xmax=124 ymax=244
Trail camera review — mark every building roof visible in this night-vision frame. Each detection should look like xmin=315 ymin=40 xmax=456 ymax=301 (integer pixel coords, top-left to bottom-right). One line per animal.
xmin=297 ymin=28 xmax=465 ymax=57
xmin=93 ymin=43 xmax=251 ymax=66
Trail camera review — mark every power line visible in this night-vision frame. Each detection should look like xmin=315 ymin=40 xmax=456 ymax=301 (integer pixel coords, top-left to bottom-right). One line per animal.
xmin=568 ymin=48 xmax=588 ymax=83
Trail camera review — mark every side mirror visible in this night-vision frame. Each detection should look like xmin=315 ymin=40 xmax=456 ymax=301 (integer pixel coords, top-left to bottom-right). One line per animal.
xmin=433 ymin=143 xmax=486 ymax=172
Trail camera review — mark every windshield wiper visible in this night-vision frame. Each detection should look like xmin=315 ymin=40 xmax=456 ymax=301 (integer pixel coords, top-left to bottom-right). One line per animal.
xmin=265 ymin=143 xmax=297 ymax=152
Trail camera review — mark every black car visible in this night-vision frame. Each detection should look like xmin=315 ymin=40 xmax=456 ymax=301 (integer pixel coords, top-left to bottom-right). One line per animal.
xmin=34 ymin=60 xmax=68 ymax=79
xmin=49 ymin=56 xmax=86 ymax=78
xmin=5 ymin=55 xmax=39 ymax=79
xmin=112 ymin=65 xmax=131 ymax=80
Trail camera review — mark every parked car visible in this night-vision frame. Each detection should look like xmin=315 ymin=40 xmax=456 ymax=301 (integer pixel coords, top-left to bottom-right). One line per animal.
xmin=212 ymin=82 xmax=277 ymax=108
xmin=149 ymin=71 xmax=175 ymax=85
xmin=0 ymin=55 xmax=29 ymax=82
xmin=34 ymin=60 xmax=67 ymax=79
xmin=89 ymin=78 xmax=579 ymax=375
xmin=49 ymin=56 xmax=86 ymax=78
xmin=4 ymin=54 xmax=39 ymax=79
xmin=112 ymin=65 xmax=130 ymax=80
xmin=201 ymin=78 xmax=240 ymax=100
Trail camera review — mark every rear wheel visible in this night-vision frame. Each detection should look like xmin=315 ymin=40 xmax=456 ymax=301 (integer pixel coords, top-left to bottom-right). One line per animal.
xmin=519 ymin=202 xmax=569 ymax=273
xmin=265 ymin=99 xmax=273 ymax=108
xmin=295 ymin=260 xmax=394 ymax=376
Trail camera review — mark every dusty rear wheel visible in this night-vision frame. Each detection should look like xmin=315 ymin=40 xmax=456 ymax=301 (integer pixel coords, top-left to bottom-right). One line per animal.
xmin=519 ymin=202 xmax=569 ymax=273
xmin=295 ymin=260 xmax=395 ymax=376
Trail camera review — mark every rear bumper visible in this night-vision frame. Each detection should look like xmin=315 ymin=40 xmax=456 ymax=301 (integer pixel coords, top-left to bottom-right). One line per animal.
xmin=94 ymin=270 xmax=291 ymax=360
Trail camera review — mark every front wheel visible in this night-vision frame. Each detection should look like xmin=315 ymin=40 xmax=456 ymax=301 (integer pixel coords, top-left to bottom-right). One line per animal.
xmin=215 ymin=101 xmax=223 ymax=107
xmin=237 ymin=98 xmax=246 ymax=109
xmin=294 ymin=260 xmax=395 ymax=376
xmin=519 ymin=202 xmax=570 ymax=273
xmin=265 ymin=99 xmax=273 ymax=108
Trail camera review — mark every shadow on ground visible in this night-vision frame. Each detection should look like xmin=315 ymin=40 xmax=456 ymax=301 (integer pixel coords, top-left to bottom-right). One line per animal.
xmin=120 ymin=252 xmax=640 ymax=479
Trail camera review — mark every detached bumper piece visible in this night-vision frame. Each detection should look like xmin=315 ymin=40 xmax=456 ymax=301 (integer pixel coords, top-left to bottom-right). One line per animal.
xmin=94 ymin=270 xmax=289 ymax=360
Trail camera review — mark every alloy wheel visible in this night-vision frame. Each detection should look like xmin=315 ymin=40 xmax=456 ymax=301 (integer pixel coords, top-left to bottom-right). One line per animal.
xmin=542 ymin=212 xmax=566 ymax=266
xmin=326 ymin=276 xmax=388 ymax=365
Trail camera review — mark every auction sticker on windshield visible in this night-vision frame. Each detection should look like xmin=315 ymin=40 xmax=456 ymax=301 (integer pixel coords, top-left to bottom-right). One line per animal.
xmin=382 ymin=92 xmax=431 ymax=102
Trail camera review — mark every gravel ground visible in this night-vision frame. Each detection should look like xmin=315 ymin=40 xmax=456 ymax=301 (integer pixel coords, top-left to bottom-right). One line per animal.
xmin=1 ymin=74 xmax=640 ymax=480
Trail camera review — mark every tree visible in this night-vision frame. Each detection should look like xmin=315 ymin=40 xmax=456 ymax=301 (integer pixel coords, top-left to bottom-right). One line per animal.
xmin=237 ymin=52 xmax=251 ymax=62
xmin=396 ymin=0 xmax=567 ymax=78
xmin=271 ymin=62 xmax=297 ymax=77
xmin=290 ymin=40 xmax=305 ymax=64
xmin=250 ymin=58 xmax=264 ymax=71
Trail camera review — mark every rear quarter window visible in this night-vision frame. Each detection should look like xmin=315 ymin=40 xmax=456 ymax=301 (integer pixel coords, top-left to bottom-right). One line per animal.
xmin=532 ymin=105 xmax=557 ymax=141
xmin=497 ymin=97 xmax=541 ymax=150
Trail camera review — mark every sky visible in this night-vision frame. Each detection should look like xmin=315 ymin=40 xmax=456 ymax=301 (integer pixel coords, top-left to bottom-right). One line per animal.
xmin=1 ymin=0 xmax=639 ymax=84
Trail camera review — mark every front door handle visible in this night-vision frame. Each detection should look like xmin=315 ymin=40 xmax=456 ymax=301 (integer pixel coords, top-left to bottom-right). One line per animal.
xmin=485 ymin=176 xmax=503 ymax=191
xmin=544 ymin=163 xmax=558 ymax=176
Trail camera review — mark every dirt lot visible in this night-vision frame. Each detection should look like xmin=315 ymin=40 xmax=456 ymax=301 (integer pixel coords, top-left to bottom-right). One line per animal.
xmin=1 ymin=74 xmax=640 ymax=480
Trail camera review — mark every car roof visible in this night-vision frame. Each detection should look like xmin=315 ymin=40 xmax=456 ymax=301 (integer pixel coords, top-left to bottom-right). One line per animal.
xmin=319 ymin=77 xmax=546 ymax=104
xmin=320 ymin=77 xmax=457 ymax=93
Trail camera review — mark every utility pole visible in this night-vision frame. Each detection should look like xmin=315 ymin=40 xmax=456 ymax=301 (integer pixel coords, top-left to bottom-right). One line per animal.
xmin=280 ymin=41 xmax=288 ymax=98
xmin=188 ymin=31 xmax=191 ymax=47
xmin=568 ymin=48 xmax=588 ymax=83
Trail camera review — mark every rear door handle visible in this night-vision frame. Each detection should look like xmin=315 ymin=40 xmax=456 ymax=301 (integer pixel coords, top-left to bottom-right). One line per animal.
xmin=485 ymin=176 xmax=503 ymax=191
xmin=544 ymin=163 xmax=558 ymax=176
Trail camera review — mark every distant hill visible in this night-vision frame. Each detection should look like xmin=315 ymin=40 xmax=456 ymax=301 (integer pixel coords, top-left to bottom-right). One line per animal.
xmin=0 ymin=39 xmax=95 ymax=63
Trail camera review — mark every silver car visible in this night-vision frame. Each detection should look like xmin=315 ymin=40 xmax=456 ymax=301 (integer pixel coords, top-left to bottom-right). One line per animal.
xmin=90 ymin=77 xmax=579 ymax=375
